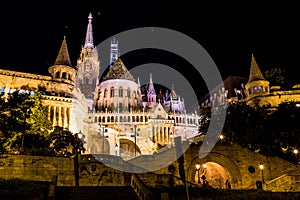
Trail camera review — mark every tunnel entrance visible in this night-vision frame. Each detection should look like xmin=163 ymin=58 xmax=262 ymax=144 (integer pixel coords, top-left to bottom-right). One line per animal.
xmin=194 ymin=162 xmax=232 ymax=189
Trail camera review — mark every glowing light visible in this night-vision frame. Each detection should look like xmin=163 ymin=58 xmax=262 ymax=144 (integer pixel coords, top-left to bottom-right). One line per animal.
xmin=293 ymin=149 xmax=298 ymax=154
xmin=259 ymin=164 xmax=264 ymax=170
xmin=296 ymin=104 xmax=300 ymax=107
xmin=195 ymin=164 xmax=200 ymax=170
xmin=203 ymin=163 xmax=207 ymax=169
xmin=219 ymin=135 xmax=224 ymax=140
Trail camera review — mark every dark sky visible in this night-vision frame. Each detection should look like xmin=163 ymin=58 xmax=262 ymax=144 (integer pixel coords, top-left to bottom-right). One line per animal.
xmin=0 ymin=1 xmax=299 ymax=98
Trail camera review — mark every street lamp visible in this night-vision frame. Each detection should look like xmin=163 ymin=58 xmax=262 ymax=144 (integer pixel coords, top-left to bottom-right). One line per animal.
xmin=115 ymin=143 xmax=118 ymax=156
xmin=195 ymin=164 xmax=201 ymax=184
xmin=99 ymin=124 xmax=107 ymax=154
xmin=131 ymin=125 xmax=140 ymax=157
xmin=219 ymin=134 xmax=224 ymax=140
xmin=170 ymin=132 xmax=173 ymax=147
xmin=259 ymin=162 xmax=264 ymax=183
xmin=293 ymin=149 xmax=298 ymax=154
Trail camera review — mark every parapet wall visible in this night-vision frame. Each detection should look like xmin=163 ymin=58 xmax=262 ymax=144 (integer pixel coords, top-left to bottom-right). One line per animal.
xmin=0 ymin=155 xmax=75 ymax=186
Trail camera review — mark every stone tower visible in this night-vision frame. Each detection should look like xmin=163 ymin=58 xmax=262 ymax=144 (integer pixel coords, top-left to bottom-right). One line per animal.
xmin=245 ymin=54 xmax=270 ymax=99
xmin=110 ymin=37 xmax=119 ymax=66
xmin=48 ymin=36 xmax=77 ymax=97
xmin=76 ymin=13 xmax=100 ymax=110
xmin=147 ymin=73 xmax=157 ymax=108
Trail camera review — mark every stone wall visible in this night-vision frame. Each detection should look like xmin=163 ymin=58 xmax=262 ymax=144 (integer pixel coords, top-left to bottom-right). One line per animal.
xmin=0 ymin=155 xmax=75 ymax=186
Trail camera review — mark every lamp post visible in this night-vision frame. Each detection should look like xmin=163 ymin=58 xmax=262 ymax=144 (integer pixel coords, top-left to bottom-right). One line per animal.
xmin=99 ymin=124 xmax=107 ymax=154
xmin=195 ymin=164 xmax=201 ymax=184
xmin=259 ymin=162 xmax=264 ymax=184
xmin=134 ymin=125 xmax=137 ymax=157
xmin=115 ymin=144 xmax=118 ymax=156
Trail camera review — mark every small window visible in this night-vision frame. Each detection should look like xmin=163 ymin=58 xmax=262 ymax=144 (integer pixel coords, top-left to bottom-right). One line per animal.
xmin=55 ymin=71 xmax=60 ymax=78
xmin=119 ymin=87 xmax=123 ymax=97
xmin=110 ymin=87 xmax=114 ymax=97
xmin=248 ymin=166 xmax=255 ymax=173
xmin=91 ymin=164 xmax=97 ymax=171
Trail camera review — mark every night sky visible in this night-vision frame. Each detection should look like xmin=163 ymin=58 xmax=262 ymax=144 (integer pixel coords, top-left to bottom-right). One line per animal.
xmin=0 ymin=1 xmax=299 ymax=99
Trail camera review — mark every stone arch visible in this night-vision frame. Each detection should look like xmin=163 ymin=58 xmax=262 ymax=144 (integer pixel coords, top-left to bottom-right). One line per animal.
xmin=187 ymin=152 xmax=242 ymax=189
xmin=62 ymin=72 xmax=67 ymax=79
xmin=119 ymin=138 xmax=141 ymax=160
xmin=55 ymin=71 xmax=60 ymax=78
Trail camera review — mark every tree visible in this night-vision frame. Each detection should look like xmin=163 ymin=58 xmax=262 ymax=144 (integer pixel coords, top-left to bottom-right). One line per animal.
xmin=0 ymin=91 xmax=52 ymax=154
xmin=265 ymin=67 xmax=287 ymax=88
xmin=48 ymin=126 xmax=85 ymax=157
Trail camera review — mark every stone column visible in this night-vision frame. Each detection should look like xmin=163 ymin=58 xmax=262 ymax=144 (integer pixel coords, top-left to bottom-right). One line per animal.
xmin=48 ymin=106 xmax=51 ymax=121
xmin=53 ymin=106 xmax=57 ymax=126
xmin=58 ymin=106 xmax=62 ymax=126
xmin=63 ymin=107 xmax=68 ymax=128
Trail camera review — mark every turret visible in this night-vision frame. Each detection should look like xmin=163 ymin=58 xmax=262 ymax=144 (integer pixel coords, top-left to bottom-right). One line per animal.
xmin=147 ymin=73 xmax=157 ymax=108
xmin=245 ymin=54 xmax=270 ymax=98
xmin=48 ymin=36 xmax=77 ymax=84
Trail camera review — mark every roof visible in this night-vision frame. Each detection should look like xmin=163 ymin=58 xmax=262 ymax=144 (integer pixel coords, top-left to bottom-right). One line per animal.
xmin=102 ymin=58 xmax=134 ymax=81
xmin=248 ymin=54 xmax=266 ymax=83
xmin=54 ymin=36 xmax=73 ymax=67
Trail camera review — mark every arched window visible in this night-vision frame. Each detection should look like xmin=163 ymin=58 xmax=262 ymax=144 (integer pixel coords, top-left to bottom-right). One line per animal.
xmin=55 ymin=71 xmax=60 ymax=78
xmin=107 ymin=117 xmax=110 ymax=123
xmin=98 ymin=116 xmax=101 ymax=122
xmin=110 ymin=87 xmax=114 ymax=97
xmin=111 ymin=116 xmax=114 ymax=122
xmin=127 ymin=88 xmax=131 ymax=97
xmin=132 ymin=116 xmax=135 ymax=122
xmin=258 ymin=86 xmax=262 ymax=92
xmin=84 ymin=77 xmax=89 ymax=84
xmin=119 ymin=87 xmax=123 ymax=97
xmin=62 ymin=72 xmax=67 ymax=79
xmin=136 ymin=116 xmax=139 ymax=122
xmin=140 ymin=116 xmax=143 ymax=122
xmin=104 ymin=88 xmax=108 ymax=98
xmin=119 ymin=103 xmax=123 ymax=112
xmin=253 ymin=86 xmax=257 ymax=93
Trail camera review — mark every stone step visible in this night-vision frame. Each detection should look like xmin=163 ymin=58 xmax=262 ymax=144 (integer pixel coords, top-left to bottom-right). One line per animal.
xmin=55 ymin=186 xmax=139 ymax=200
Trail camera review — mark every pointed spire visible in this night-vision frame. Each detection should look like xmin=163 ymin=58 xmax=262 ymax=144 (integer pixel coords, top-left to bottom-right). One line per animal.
xmin=248 ymin=54 xmax=266 ymax=82
xmin=148 ymin=73 xmax=156 ymax=95
xmin=84 ymin=13 xmax=94 ymax=48
xmin=137 ymin=77 xmax=140 ymax=86
xmin=54 ymin=36 xmax=72 ymax=66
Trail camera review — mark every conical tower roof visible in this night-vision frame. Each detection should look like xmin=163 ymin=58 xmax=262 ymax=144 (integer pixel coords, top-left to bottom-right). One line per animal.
xmin=84 ymin=12 xmax=94 ymax=48
xmin=103 ymin=58 xmax=134 ymax=81
xmin=248 ymin=54 xmax=266 ymax=83
xmin=54 ymin=36 xmax=72 ymax=66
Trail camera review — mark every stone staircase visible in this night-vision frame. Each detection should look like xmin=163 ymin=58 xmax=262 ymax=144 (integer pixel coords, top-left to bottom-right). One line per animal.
xmin=55 ymin=186 xmax=139 ymax=200
xmin=264 ymin=171 xmax=300 ymax=192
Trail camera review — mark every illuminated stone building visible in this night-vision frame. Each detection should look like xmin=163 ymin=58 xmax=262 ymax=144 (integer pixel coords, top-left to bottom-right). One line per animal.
xmin=0 ymin=13 xmax=200 ymax=160
xmin=200 ymin=54 xmax=300 ymax=109
xmin=0 ymin=36 xmax=88 ymax=134
xmin=75 ymin=13 xmax=100 ymax=111
xmin=85 ymin=56 xmax=199 ymax=160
